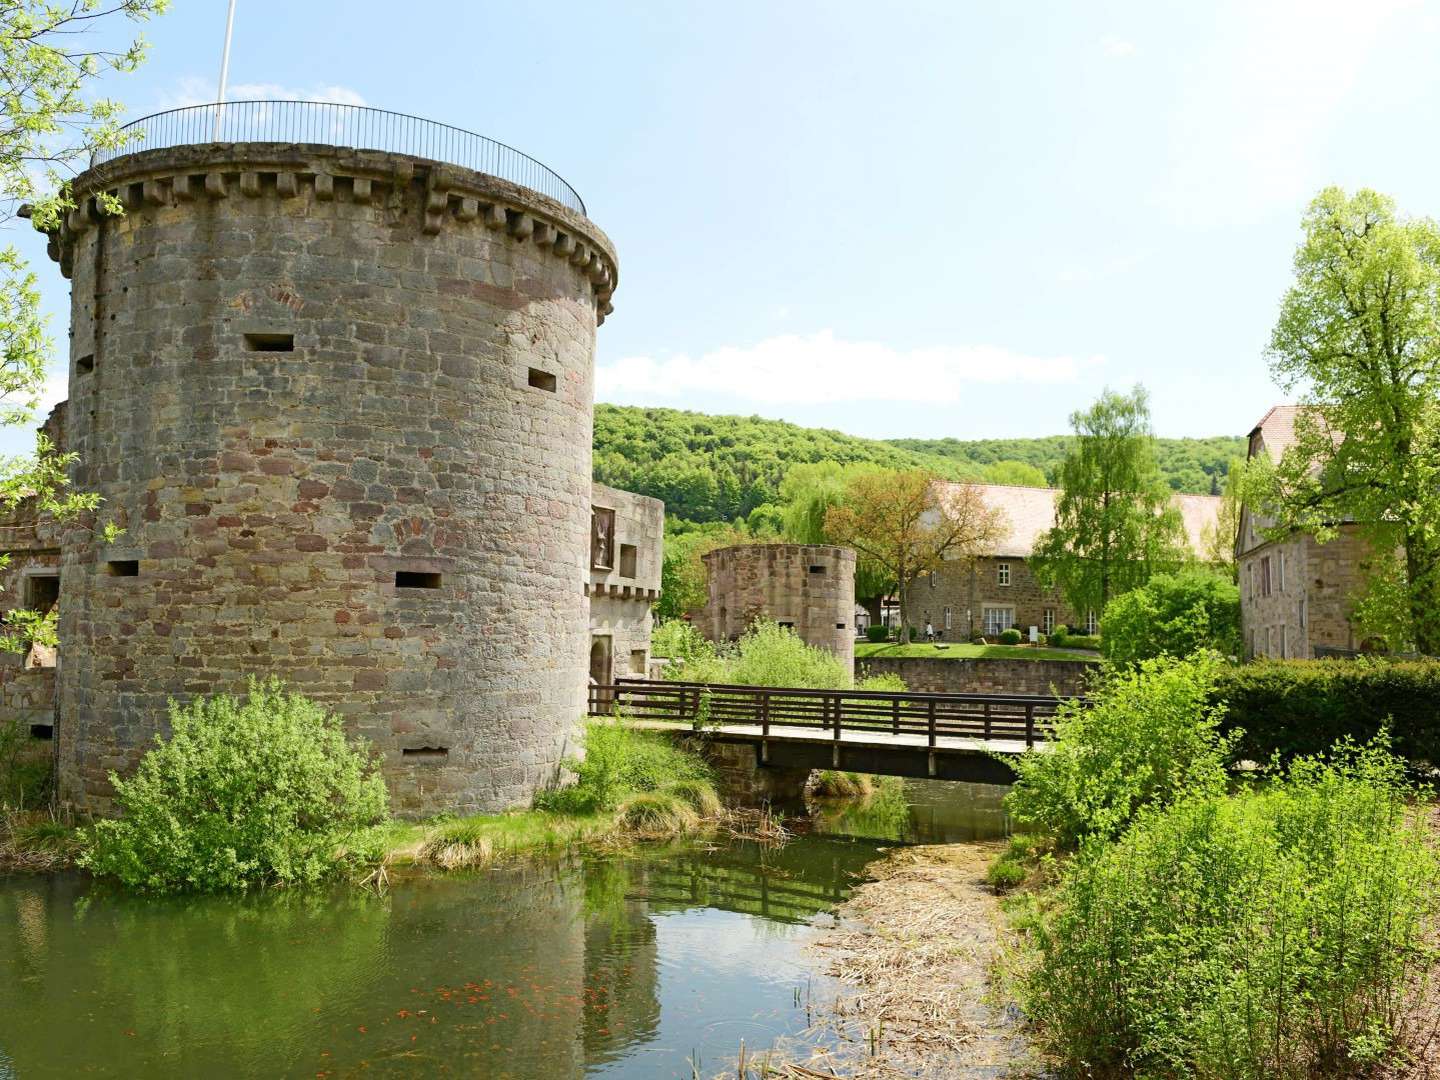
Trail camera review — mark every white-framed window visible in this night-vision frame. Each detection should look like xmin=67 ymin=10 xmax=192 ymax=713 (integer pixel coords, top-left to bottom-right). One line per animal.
xmin=997 ymin=563 xmax=1011 ymax=586
xmin=1042 ymin=608 xmax=1055 ymax=634
xmin=1278 ymin=551 xmax=1285 ymax=593
xmin=928 ymin=571 xmax=936 ymax=589
xmin=943 ymin=606 xmax=953 ymax=630
xmin=982 ymin=606 xmax=1014 ymax=636
xmin=1299 ymin=598 xmax=1307 ymax=629
xmin=1085 ymin=610 xmax=1098 ymax=635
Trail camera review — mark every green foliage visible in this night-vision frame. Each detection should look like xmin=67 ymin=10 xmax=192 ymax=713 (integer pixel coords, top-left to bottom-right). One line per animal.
xmin=664 ymin=778 xmax=722 ymax=817
xmin=1212 ymin=658 xmax=1440 ymax=767
xmin=1053 ymin=632 xmax=1099 ymax=650
xmin=855 ymin=671 xmax=907 ymax=691
xmin=650 ymin=618 xmax=712 ymax=662
xmin=537 ymin=717 xmax=712 ymax=814
xmin=0 ymin=718 xmax=49 ymax=809
xmin=676 ymin=619 xmax=853 ymax=690
xmin=890 ymin=433 xmax=1245 ymax=494
xmin=864 ymin=624 xmax=889 ymax=643
xmin=983 ymin=459 xmax=1048 ymax=487
xmin=1032 ymin=386 xmax=1191 ymax=617
xmin=998 ymin=628 xmax=1022 ymax=645
xmin=1025 ymin=740 xmax=1437 ymax=1077
xmin=80 ymin=679 xmax=388 ymax=892
xmin=614 ymin=791 xmax=700 ymax=836
xmin=1101 ymin=568 xmax=1242 ymax=665
xmin=1005 ymin=654 xmax=1234 ymax=848
xmin=986 ymin=856 xmax=1027 ymax=890
xmin=1259 ymin=187 xmax=1440 ymax=653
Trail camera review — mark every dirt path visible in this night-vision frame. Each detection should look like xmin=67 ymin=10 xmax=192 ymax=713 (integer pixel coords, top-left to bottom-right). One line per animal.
xmin=746 ymin=842 xmax=1043 ymax=1079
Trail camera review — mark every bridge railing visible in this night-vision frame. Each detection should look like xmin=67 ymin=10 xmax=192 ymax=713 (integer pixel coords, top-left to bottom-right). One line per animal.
xmin=587 ymin=678 xmax=1069 ymax=748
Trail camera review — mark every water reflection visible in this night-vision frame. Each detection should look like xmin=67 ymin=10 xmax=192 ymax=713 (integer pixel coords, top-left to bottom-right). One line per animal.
xmin=0 ymin=836 xmax=879 ymax=1079
xmin=810 ymin=779 xmax=1013 ymax=844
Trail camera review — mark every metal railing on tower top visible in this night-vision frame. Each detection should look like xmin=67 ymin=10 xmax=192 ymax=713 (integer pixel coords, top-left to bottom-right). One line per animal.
xmin=90 ymin=100 xmax=587 ymax=216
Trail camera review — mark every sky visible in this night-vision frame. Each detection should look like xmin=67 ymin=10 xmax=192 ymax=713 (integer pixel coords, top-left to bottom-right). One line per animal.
xmin=9 ymin=0 xmax=1440 ymax=455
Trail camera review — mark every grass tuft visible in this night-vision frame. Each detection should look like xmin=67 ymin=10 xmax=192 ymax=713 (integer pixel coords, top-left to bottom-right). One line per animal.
xmin=615 ymin=792 xmax=701 ymax=838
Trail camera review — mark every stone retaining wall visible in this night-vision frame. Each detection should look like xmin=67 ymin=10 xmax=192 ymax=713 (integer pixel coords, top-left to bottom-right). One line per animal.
xmin=855 ymin=655 xmax=1096 ymax=698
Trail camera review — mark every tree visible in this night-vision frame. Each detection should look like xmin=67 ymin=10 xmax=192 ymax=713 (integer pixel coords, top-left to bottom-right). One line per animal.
xmin=823 ymin=469 xmax=1004 ymax=642
xmin=1200 ymin=457 xmax=1244 ymax=580
xmin=984 ymin=459 xmax=1048 ymax=487
xmin=1100 ymin=569 xmax=1242 ymax=666
xmin=1032 ymin=386 xmax=1189 ymax=623
xmin=777 ymin=461 xmax=894 ymax=621
xmin=1253 ymin=187 xmax=1440 ymax=653
xmin=1 ymin=1 xmax=165 ymax=650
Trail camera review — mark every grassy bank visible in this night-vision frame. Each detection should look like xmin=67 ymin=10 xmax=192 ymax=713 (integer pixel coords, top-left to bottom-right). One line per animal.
xmin=855 ymin=641 xmax=1097 ymax=662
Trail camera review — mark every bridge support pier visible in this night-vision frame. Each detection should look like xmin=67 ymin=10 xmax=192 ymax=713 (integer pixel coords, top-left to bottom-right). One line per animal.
xmin=678 ymin=736 xmax=809 ymax=809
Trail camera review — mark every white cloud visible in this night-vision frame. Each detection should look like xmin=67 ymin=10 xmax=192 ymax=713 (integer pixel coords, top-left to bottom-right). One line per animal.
xmin=1100 ymin=35 xmax=1137 ymax=58
xmin=596 ymin=330 xmax=1102 ymax=407
xmin=1156 ymin=0 xmax=1419 ymax=226
xmin=158 ymin=77 xmax=366 ymax=109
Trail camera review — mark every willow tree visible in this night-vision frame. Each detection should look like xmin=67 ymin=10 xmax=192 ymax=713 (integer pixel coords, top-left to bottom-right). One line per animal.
xmin=823 ymin=469 xmax=1004 ymax=642
xmin=778 ymin=461 xmax=894 ymax=622
xmin=1032 ymin=386 xmax=1188 ymax=624
xmin=1254 ymin=187 xmax=1440 ymax=653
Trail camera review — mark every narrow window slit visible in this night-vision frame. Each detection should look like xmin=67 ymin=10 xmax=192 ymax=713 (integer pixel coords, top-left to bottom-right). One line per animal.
xmin=528 ymin=367 xmax=557 ymax=392
xmin=29 ymin=724 xmax=53 ymax=741
xmin=244 ymin=333 xmax=294 ymax=352
xmin=808 ymin=565 xmax=826 ymax=574
xmin=106 ymin=560 xmax=139 ymax=577
xmin=77 ymin=354 xmax=95 ymax=375
xmin=402 ymin=746 xmax=448 ymax=760
xmin=395 ymin=571 xmax=441 ymax=590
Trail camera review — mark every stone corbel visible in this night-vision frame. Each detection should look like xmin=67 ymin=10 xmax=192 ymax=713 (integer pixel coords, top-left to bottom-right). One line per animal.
xmin=351 ymin=176 xmax=374 ymax=203
xmin=204 ymin=172 xmax=228 ymax=199
xmin=142 ymin=179 xmax=168 ymax=206
xmin=239 ymin=171 xmax=261 ymax=198
xmin=482 ymin=203 xmax=506 ymax=230
xmin=172 ymin=174 xmax=196 ymax=201
xmin=505 ymin=210 xmax=533 ymax=240
xmin=314 ymin=173 xmax=335 ymax=201
xmin=276 ymin=172 xmax=299 ymax=199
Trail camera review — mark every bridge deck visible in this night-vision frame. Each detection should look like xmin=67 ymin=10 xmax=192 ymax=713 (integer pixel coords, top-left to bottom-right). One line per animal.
xmin=629 ymin=718 xmax=1039 ymax=757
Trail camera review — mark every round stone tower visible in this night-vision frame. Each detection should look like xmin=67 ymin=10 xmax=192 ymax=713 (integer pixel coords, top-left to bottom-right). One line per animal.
xmin=41 ymin=105 xmax=617 ymax=816
xmin=700 ymin=544 xmax=856 ymax=675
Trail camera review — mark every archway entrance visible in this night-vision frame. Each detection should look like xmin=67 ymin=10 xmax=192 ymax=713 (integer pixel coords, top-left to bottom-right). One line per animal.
xmin=589 ymin=635 xmax=614 ymax=710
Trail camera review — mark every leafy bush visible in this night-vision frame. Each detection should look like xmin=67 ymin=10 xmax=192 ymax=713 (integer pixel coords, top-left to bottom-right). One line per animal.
xmin=1101 ymin=568 xmax=1242 ymax=665
xmin=856 ymin=671 xmax=907 ymax=692
xmin=1212 ymin=658 xmax=1440 ymax=767
xmin=1026 ymin=740 xmax=1437 ymax=1078
xmin=865 ymin=624 xmax=890 ymax=643
xmin=1056 ymin=632 xmax=1100 ymax=650
xmin=1051 ymin=624 xmax=1069 ymax=641
xmin=998 ymin=628 xmax=1023 ymax=645
xmin=676 ymin=619 xmax=853 ymax=690
xmin=1005 ymin=654 xmax=1234 ymax=848
xmin=537 ymin=717 xmax=712 ymax=814
xmin=986 ymin=857 xmax=1027 ymax=890
xmin=0 ymin=719 xmax=51 ymax=810
xmin=80 ymin=679 xmax=388 ymax=892
xmin=651 ymin=618 xmax=713 ymax=662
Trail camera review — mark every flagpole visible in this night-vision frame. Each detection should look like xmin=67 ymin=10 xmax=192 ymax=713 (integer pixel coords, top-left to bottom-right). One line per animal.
xmin=213 ymin=0 xmax=238 ymax=140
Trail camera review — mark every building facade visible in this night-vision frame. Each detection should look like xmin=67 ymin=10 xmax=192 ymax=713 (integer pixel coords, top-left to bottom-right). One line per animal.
xmin=699 ymin=544 xmax=856 ymax=675
xmin=923 ymin=483 xmax=1223 ymax=641
xmin=20 ymin=110 xmax=639 ymax=817
xmin=1237 ymin=406 xmax=1369 ymax=658
xmin=587 ymin=484 xmax=664 ymax=688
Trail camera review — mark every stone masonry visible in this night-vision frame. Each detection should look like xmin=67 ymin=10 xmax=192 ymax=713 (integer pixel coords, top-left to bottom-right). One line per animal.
xmin=588 ymin=483 xmax=664 ymax=686
xmin=700 ymin=544 xmax=856 ymax=676
xmin=855 ymin=655 xmax=1094 ymax=698
xmin=36 ymin=139 xmax=622 ymax=817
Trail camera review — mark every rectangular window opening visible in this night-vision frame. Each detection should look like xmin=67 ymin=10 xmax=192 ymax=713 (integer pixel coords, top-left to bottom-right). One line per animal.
xmin=997 ymin=563 xmax=1011 ymax=586
xmin=402 ymin=746 xmax=449 ymax=760
xmin=777 ymin=620 xmax=795 ymax=629
xmin=808 ymin=564 xmax=826 ymax=575
xmin=619 ymin=543 xmax=638 ymax=578
xmin=29 ymin=723 xmax=53 ymax=741
xmin=24 ymin=573 xmax=60 ymax=612
xmin=106 ymin=559 xmax=139 ymax=577
xmin=836 ymin=622 xmax=848 ymax=630
xmin=243 ymin=332 xmax=295 ymax=352
xmin=76 ymin=354 xmax=95 ymax=375
xmin=395 ymin=571 xmax=442 ymax=590
xmin=528 ymin=367 xmax=557 ymax=392
xmin=629 ymin=649 xmax=647 ymax=675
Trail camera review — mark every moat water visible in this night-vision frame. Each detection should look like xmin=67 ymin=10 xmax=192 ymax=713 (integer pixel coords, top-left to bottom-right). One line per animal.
xmin=0 ymin=781 xmax=1009 ymax=1079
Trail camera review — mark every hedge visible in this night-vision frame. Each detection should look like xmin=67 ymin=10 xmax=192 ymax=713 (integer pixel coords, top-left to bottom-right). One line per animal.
xmin=1212 ymin=659 xmax=1440 ymax=767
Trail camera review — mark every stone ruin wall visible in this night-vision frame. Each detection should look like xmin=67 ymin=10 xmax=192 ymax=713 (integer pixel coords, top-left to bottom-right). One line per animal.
xmin=587 ymin=483 xmax=664 ymax=686
xmin=39 ymin=141 xmax=619 ymax=817
xmin=700 ymin=544 xmax=856 ymax=676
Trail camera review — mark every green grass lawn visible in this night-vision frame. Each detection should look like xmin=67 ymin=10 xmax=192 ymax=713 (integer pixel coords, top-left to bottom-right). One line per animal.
xmin=854 ymin=641 xmax=1099 ymax=662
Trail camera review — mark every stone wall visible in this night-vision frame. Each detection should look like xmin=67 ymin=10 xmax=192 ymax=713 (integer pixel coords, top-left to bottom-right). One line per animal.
xmin=855 ymin=655 xmax=1095 ymax=698
xmin=700 ymin=544 xmax=856 ymax=675
xmin=42 ymin=142 xmax=618 ymax=817
xmin=588 ymin=484 xmax=663 ymax=684
xmin=924 ymin=555 xmax=1083 ymax=640
xmin=1240 ymin=525 xmax=1370 ymax=658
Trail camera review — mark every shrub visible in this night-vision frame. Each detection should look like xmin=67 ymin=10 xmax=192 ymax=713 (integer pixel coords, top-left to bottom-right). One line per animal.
xmin=986 ymin=857 xmax=1027 ymax=890
xmin=865 ymin=624 xmax=890 ymax=643
xmin=651 ymin=619 xmax=713 ymax=663
xmin=809 ymin=770 xmax=875 ymax=799
xmin=1057 ymin=633 xmax=1100 ymax=650
xmin=80 ymin=679 xmax=388 ymax=892
xmin=1212 ymin=658 xmax=1440 ymax=767
xmin=998 ymin=628 xmax=1023 ymax=645
xmin=856 ymin=670 xmax=907 ymax=692
xmin=1025 ymin=740 xmax=1437 ymax=1077
xmin=0 ymin=718 xmax=51 ymax=810
xmin=1101 ymin=569 xmax=1242 ymax=666
xmin=1005 ymin=654 xmax=1234 ymax=848
xmin=536 ymin=717 xmax=712 ymax=814
xmin=616 ymin=791 xmax=700 ymax=837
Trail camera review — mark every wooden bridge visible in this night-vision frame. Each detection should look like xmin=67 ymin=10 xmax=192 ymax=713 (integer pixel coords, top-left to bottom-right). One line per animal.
xmin=587 ymin=679 xmax=1066 ymax=784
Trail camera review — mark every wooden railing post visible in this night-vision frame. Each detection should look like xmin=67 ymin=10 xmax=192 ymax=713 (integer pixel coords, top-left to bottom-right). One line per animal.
xmin=983 ymin=700 xmax=992 ymax=740
xmin=927 ymin=699 xmax=936 ymax=748
xmin=1025 ymin=703 xmax=1035 ymax=748
xmin=891 ymin=696 xmax=900 ymax=735
xmin=833 ymin=694 xmax=842 ymax=745
xmin=761 ymin=689 xmax=770 ymax=737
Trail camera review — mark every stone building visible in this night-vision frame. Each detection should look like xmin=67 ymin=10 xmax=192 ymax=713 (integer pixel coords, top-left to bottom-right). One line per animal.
xmin=1237 ymin=405 xmax=1369 ymax=658
xmin=923 ymin=483 xmax=1222 ymax=640
xmin=587 ymin=484 xmax=663 ymax=687
xmin=699 ymin=544 xmax=856 ymax=675
xmin=16 ymin=103 xmax=646 ymax=817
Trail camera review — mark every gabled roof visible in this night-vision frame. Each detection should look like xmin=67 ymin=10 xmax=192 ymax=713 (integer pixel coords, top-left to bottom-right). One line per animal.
xmin=936 ymin=482 xmax=1221 ymax=558
xmin=1247 ymin=404 xmax=1303 ymax=463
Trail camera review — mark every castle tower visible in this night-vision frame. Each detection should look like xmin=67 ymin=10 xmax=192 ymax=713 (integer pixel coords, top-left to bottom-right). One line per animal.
xmin=40 ymin=104 xmax=618 ymax=815
xmin=700 ymin=544 xmax=856 ymax=676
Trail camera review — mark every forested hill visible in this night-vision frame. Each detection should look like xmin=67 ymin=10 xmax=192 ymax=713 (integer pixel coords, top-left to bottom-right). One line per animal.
xmin=593 ymin=404 xmax=1245 ymax=524
xmin=888 ymin=435 xmax=1248 ymax=497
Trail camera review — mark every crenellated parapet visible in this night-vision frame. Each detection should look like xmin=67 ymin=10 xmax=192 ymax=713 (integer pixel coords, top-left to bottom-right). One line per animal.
xmin=40 ymin=142 xmax=619 ymax=324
